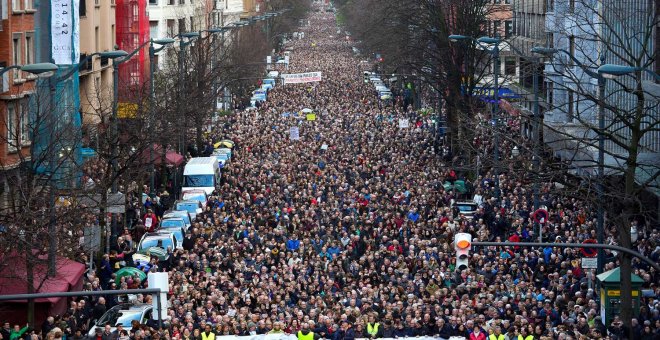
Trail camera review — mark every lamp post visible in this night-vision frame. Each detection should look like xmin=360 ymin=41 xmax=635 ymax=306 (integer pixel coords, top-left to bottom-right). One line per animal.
xmin=532 ymin=47 xmax=607 ymax=276
xmin=449 ymin=34 xmax=502 ymax=204
xmin=147 ymin=38 xmax=176 ymax=195
xmin=177 ymin=32 xmax=201 ymax=160
xmin=0 ymin=63 xmax=58 ymax=78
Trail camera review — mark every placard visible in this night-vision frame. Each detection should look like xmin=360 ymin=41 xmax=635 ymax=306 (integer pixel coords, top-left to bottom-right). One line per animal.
xmin=289 ymin=127 xmax=300 ymax=140
xmin=306 ymin=113 xmax=316 ymax=121
xmin=51 ymin=0 xmax=80 ymax=65
xmin=398 ymin=118 xmax=410 ymax=128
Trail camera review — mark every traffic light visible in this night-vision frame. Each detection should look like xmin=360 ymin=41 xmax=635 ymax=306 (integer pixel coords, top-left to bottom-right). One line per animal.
xmin=454 ymin=233 xmax=472 ymax=272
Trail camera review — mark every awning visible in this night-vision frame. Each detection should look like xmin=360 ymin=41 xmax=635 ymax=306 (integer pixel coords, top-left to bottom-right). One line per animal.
xmin=140 ymin=144 xmax=184 ymax=167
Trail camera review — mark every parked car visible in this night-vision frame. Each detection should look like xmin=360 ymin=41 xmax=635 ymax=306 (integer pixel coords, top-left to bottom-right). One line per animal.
xmin=159 ymin=217 xmax=187 ymax=232
xmin=163 ymin=211 xmax=192 ymax=229
xmin=174 ymin=200 xmax=203 ymax=220
xmin=451 ymin=201 xmax=479 ymax=219
xmin=87 ymin=304 xmax=153 ymax=337
xmin=181 ymin=190 xmax=208 ymax=209
xmin=138 ymin=232 xmax=178 ymax=252
xmin=156 ymin=228 xmax=184 ymax=249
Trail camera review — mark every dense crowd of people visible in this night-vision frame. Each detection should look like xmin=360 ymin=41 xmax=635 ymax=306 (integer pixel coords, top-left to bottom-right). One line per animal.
xmin=6 ymin=6 xmax=659 ymax=340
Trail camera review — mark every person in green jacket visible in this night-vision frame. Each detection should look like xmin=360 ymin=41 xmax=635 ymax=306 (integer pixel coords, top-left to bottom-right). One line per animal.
xmin=9 ymin=324 xmax=28 ymax=340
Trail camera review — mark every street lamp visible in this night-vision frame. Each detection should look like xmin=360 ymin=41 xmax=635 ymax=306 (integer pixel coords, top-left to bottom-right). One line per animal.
xmin=0 ymin=62 xmax=58 ymax=78
xmin=597 ymin=64 xmax=660 ymax=81
xmin=532 ymin=46 xmax=607 ymax=276
xmin=148 ymin=38 xmax=176 ymax=195
xmin=448 ymin=34 xmax=502 ymax=203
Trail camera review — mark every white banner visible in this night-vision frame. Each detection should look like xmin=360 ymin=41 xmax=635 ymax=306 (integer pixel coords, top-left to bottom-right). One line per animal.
xmin=51 ymin=0 xmax=80 ymax=65
xmin=266 ymin=56 xmax=272 ymax=64
xmin=281 ymin=72 xmax=322 ymax=84
xmin=212 ymin=336 xmax=447 ymax=340
xmin=289 ymin=126 xmax=300 ymax=140
xmin=398 ymin=118 xmax=410 ymax=128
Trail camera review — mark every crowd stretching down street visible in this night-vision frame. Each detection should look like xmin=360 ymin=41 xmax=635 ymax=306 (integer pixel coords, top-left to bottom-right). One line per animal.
xmin=7 ymin=7 xmax=660 ymax=340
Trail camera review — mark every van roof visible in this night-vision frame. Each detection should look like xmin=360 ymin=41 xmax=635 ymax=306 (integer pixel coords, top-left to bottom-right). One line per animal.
xmin=187 ymin=157 xmax=216 ymax=165
xmin=183 ymin=157 xmax=218 ymax=175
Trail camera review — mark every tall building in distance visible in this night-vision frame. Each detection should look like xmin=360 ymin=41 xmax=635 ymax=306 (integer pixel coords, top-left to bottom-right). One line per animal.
xmin=0 ymin=0 xmax=37 ymax=206
xmin=116 ymin=0 xmax=149 ymax=99
xmin=78 ymin=0 xmax=116 ymax=134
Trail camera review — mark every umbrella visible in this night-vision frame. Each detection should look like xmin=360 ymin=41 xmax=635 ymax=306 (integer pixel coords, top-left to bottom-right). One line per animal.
xmin=214 ymin=139 xmax=234 ymax=149
xmin=137 ymin=247 xmax=169 ymax=261
xmin=301 ymin=108 xmax=313 ymax=113
xmin=115 ymin=267 xmax=147 ymax=285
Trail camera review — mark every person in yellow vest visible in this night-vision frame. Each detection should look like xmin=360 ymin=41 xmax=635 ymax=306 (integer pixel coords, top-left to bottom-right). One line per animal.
xmin=297 ymin=322 xmax=320 ymax=340
xmin=520 ymin=327 xmax=535 ymax=340
xmin=365 ymin=315 xmax=382 ymax=339
xmin=488 ymin=326 xmax=505 ymax=340
xmin=201 ymin=324 xmax=215 ymax=340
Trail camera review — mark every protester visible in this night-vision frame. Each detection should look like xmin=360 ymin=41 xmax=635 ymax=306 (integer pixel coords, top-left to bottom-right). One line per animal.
xmin=9 ymin=5 xmax=659 ymax=340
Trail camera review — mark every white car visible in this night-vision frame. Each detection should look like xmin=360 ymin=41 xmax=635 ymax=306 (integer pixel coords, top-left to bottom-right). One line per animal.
xmin=88 ymin=304 xmax=153 ymax=337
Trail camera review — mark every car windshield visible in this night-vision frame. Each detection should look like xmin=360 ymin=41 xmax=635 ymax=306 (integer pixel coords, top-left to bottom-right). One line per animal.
xmin=183 ymin=175 xmax=214 ymax=187
xmin=139 ymin=237 xmax=173 ymax=250
xmin=176 ymin=203 xmax=199 ymax=213
xmin=161 ymin=219 xmax=184 ymax=228
xmin=167 ymin=230 xmax=183 ymax=243
xmin=183 ymin=193 xmax=206 ymax=203
xmin=456 ymin=204 xmax=477 ymax=212
xmin=96 ymin=310 xmax=142 ymax=327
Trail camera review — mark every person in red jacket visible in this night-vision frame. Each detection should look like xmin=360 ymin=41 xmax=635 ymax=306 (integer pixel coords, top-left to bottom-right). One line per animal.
xmin=469 ymin=325 xmax=487 ymax=340
xmin=142 ymin=209 xmax=158 ymax=232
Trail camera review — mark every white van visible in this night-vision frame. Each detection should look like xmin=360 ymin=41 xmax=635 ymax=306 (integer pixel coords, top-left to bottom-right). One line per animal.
xmin=182 ymin=157 xmax=220 ymax=195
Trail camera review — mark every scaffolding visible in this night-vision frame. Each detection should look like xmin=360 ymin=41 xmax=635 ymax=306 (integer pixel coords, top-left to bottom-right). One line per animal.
xmin=115 ymin=0 xmax=150 ymax=99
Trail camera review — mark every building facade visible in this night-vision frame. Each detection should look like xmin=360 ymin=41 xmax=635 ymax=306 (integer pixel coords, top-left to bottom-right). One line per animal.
xmin=116 ymin=0 xmax=150 ymax=98
xmin=0 ymin=0 xmax=37 ymax=207
xmin=543 ymin=0 xmax=658 ymax=177
xmin=78 ymin=0 xmax=116 ymax=130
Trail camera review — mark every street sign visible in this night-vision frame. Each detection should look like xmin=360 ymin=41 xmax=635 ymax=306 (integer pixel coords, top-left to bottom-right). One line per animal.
xmin=581 ymin=257 xmax=598 ymax=269
xmin=581 ymin=239 xmax=598 ymax=257
xmin=83 ymin=225 xmax=102 ymax=252
xmin=533 ymin=208 xmax=549 ymax=224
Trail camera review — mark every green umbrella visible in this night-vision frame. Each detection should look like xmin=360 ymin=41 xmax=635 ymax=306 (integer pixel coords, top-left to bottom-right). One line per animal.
xmin=115 ymin=267 xmax=147 ymax=285
xmin=137 ymin=247 xmax=169 ymax=261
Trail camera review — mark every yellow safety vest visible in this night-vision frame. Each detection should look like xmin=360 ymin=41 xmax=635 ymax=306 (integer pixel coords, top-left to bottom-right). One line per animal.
xmin=201 ymin=332 xmax=215 ymax=340
xmin=489 ymin=335 xmax=505 ymax=340
xmin=525 ymin=336 xmax=534 ymax=340
xmin=367 ymin=323 xmax=380 ymax=336
xmin=297 ymin=331 xmax=314 ymax=340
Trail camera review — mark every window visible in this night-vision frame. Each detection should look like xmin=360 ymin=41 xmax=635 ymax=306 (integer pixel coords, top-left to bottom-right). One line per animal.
xmin=149 ymin=0 xmax=157 ymax=4
xmin=95 ymin=0 xmax=99 ymax=6
xmin=12 ymin=34 xmax=21 ymax=79
xmin=179 ymin=0 xmax=184 ymax=4
xmin=546 ymin=32 xmax=554 ymax=48
xmin=95 ymin=27 xmax=99 ymax=52
xmin=25 ymin=32 xmax=34 ymax=65
xmin=504 ymin=57 xmax=516 ymax=76
xmin=167 ymin=19 xmax=176 ymax=36
xmin=505 ymin=20 xmax=513 ymax=38
xmin=12 ymin=0 xmax=20 ymax=11
xmin=7 ymin=104 xmax=16 ymax=151
xmin=493 ymin=21 xmax=501 ymax=37
xmin=168 ymin=0 xmax=175 ymax=5
xmin=80 ymin=0 xmax=86 ymax=16
xmin=547 ymin=81 xmax=554 ymax=108
xmin=568 ymin=36 xmax=575 ymax=66
xmin=567 ymin=89 xmax=575 ymax=121
xmin=19 ymin=100 xmax=29 ymax=144
xmin=111 ymin=25 xmax=116 ymax=47
xmin=547 ymin=0 xmax=554 ymax=11
xmin=150 ymin=21 xmax=159 ymax=39
xmin=569 ymin=0 xmax=575 ymax=12
xmin=24 ymin=0 xmax=33 ymax=10
xmin=178 ymin=18 xmax=185 ymax=33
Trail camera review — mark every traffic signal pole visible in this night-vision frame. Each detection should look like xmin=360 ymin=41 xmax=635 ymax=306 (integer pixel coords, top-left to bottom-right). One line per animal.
xmin=470 ymin=241 xmax=660 ymax=272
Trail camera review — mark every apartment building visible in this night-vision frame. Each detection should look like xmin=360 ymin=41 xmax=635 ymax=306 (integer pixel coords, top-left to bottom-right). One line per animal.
xmin=210 ymin=0 xmax=243 ymax=28
xmin=543 ymin=0 xmax=658 ymax=185
xmin=0 ymin=0 xmax=38 ymax=206
xmin=78 ymin=0 xmax=116 ymax=130
xmin=148 ymin=0 xmax=210 ymax=67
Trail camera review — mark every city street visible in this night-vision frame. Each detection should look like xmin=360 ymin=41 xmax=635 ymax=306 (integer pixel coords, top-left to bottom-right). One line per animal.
xmin=1 ymin=1 xmax=659 ymax=340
